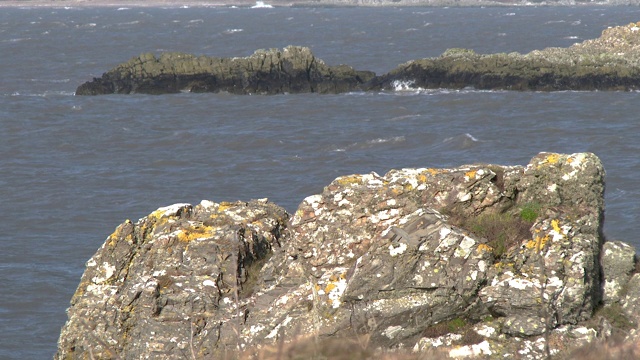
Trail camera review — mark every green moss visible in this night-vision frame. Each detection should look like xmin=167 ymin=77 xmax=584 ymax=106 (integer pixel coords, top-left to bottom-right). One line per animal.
xmin=447 ymin=317 xmax=467 ymax=332
xmin=519 ymin=202 xmax=542 ymax=222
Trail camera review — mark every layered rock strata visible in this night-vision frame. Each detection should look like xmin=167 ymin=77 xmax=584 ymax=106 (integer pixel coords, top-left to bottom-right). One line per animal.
xmin=56 ymin=152 xmax=640 ymax=359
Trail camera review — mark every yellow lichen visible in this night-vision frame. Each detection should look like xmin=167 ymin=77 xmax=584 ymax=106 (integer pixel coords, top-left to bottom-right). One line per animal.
xmin=325 ymin=283 xmax=337 ymax=293
xmin=335 ymin=175 xmax=363 ymax=186
xmin=525 ymin=234 xmax=550 ymax=251
xmin=417 ymin=173 xmax=428 ymax=183
xmin=544 ymin=153 xmax=560 ymax=165
xmin=427 ymin=168 xmax=440 ymax=176
xmin=551 ymin=219 xmax=562 ymax=234
xmin=464 ymin=170 xmax=477 ymax=180
xmin=217 ymin=202 xmax=233 ymax=212
xmin=476 ymin=243 xmax=492 ymax=254
xmin=176 ymin=224 xmax=216 ymax=242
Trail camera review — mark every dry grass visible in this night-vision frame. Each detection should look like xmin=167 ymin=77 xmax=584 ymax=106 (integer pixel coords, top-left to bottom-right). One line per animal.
xmin=566 ymin=337 xmax=640 ymax=360
xmin=232 ymin=335 xmax=451 ymax=360
xmin=442 ymin=207 xmax=532 ymax=259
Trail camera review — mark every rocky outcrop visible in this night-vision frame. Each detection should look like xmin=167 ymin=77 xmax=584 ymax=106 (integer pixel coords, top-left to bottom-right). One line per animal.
xmin=56 ymin=152 xmax=640 ymax=359
xmin=77 ymin=23 xmax=640 ymax=95
xmin=369 ymin=22 xmax=640 ymax=91
xmin=75 ymin=46 xmax=375 ymax=95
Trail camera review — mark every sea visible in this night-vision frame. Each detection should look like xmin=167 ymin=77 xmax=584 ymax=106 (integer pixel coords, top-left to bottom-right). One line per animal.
xmin=1 ymin=4 xmax=639 ymax=358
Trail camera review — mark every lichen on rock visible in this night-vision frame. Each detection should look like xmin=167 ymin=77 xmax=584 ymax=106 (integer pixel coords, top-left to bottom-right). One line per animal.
xmin=56 ymin=152 xmax=640 ymax=359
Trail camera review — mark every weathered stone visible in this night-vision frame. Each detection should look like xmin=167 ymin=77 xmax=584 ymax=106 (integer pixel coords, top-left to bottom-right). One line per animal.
xmin=56 ymin=152 xmax=640 ymax=360
xmin=621 ymin=273 xmax=640 ymax=324
xmin=602 ymin=241 xmax=637 ymax=304
xmin=76 ymin=46 xmax=375 ymax=95
xmin=55 ymin=199 xmax=289 ymax=359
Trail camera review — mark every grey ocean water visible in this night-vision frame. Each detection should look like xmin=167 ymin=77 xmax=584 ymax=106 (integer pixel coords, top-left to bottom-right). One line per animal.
xmin=1 ymin=5 xmax=639 ymax=358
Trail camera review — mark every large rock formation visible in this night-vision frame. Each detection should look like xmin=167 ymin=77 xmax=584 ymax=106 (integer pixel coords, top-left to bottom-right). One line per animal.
xmin=369 ymin=22 xmax=640 ymax=91
xmin=75 ymin=46 xmax=375 ymax=95
xmin=56 ymin=152 xmax=640 ymax=359
xmin=77 ymin=23 xmax=640 ymax=95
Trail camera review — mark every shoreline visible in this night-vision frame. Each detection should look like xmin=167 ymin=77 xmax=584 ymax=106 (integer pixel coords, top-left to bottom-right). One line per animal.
xmin=0 ymin=0 xmax=636 ymax=8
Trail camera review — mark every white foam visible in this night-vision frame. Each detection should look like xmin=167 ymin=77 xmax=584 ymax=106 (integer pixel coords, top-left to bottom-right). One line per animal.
xmin=366 ymin=136 xmax=405 ymax=145
xmin=465 ymin=133 xmax=479 ymax=142
xmin=391 ymin=79 xmax=418 ymax=91
xmin=251 ymin=1 xmax=274 ymax=8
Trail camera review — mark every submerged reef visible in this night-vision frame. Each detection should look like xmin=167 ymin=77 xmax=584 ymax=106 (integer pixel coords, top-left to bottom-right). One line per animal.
xmin=56 ymin=152 xmax=640 ymax=359
xmin=77 ymin=22 xmax=640 ymax=95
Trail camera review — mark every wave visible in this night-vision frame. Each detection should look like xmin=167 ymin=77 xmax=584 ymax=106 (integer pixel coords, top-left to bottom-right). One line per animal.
xmin=29 ymin=78 xmax=70 ymax=83
xmin=332 ymin=136 xmax=406 ymax=152
xmin=391 ymin=80 xmax=422 ymax=92
xmin=388 ymin=114 xmax=421 ymax=122
xmin=438 ymin=133 xmax=481 ymax=150
xmin=2 ymin=38 xmax=31 ymax=43
xmin=223 ymin=28 xmax=244 ymax=34
xmin=8 ymin=91 xmax=75 ymax=97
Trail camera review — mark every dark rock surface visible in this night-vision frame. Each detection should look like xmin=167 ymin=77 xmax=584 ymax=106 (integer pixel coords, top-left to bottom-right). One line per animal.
xmin=369 ymin=22 xmax=640 ymax=91
xmin=77 ymin=23 xmax=640 ymax=95
xmin=56 ymin=152 xmax=640 ymax=359
xmin=75 ymin=46 xmax=375 ymax=95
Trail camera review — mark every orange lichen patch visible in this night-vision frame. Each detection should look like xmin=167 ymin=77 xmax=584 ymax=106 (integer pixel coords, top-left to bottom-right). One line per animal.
xmin=476 ymin=243 xmax=492 ymax=254
xmin=325 ymin=282 xmax=337 ymax=293
xmin=544 ymin=153 xmax=561 ymax=165
xmin=417 ymin=173 xmax=428 ymax=183
xmin=217 ymin=202 xmax=234 ymax=212
xmin=427 ymin=168 xmax=440 ymax=176
xmin=525 ymin=234 xmax=550 ymax=251
xmin=176 ymin=224 xmax=216 ymax=242
xmin=464 ymin=169 xmax=477 ymax=181
xmin=106 ymin=220 xmax=134 ymax=247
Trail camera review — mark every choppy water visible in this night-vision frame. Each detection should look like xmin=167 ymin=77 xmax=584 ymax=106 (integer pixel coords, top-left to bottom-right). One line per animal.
xmin=1 ymin=5 xmax=639 ymax=358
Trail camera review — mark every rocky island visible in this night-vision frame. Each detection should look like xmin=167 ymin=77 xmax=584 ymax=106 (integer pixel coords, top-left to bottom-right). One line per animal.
xmin=76 ymin=22 xmax=640 ymax=95
xmin=56 ymin=152 xmax=640 ymax=359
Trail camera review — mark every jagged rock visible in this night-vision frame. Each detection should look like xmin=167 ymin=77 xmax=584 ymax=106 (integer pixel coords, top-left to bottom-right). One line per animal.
xmin=56 ymin=152 xmax=640 ymax=359
xmin=367 ymin=22 xmax=640 ymax=91
xmin=602 ymin=241 xmax=637 ymax=304
xmin=75 ymin=46 xmax=375 ymax=95
xmin=55 ymin=199 xmax=289 ymax=359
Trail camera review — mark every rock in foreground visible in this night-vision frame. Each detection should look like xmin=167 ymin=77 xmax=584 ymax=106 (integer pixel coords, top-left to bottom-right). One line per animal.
xmin=56 ymin=152 xmax=640 ymax=359
xmin=75 ymin=46 xmax=375 ymax=95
